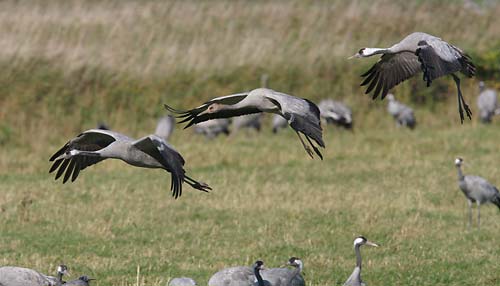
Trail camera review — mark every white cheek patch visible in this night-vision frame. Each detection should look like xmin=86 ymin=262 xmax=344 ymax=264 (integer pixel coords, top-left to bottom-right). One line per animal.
xmin=354 ymin=237 xmax=364 ymax=246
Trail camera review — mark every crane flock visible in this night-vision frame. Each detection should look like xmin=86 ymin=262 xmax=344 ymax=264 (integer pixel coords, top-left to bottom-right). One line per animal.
xmin=3 ymin=29 xmax=499 ymax=286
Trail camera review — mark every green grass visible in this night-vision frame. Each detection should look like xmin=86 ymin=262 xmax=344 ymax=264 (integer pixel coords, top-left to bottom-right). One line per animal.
xmin=1 ymin=124 xmax=500 ymax=285
xmin=1 ymin=0 xmax=500 ymax=285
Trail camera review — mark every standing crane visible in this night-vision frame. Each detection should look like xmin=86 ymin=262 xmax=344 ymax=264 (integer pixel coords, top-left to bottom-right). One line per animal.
xmin=349 ymin=32 xmax=475 ymax=123
xmin=261 ymin=257 xmax=305 ymax=286
xmin=208 ymin=260 xmax=269 ymax=286
xmin=477 ymin=81 xmax=499 ymax=123
xmin=318 ymin=99 xmax=353 ymax=129
xmin=0 ymin=264 xmax=67 ymax=286
xmin=386 ymin=94 xmax=416 ymax=129
xmin=165 ymin=88 xmax=325 ymax=159
xmin=454 ymin=157 xmax=500 ymax=229
xmin=155 ymin=115 xmax=176 ymax=141
xmin=343 ymin=236 xmax=379 ymax=286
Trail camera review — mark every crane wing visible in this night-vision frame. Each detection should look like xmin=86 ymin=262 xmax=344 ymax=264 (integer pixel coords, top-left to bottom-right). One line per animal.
xmin=416 ymin=40 xmax=475 ymax=86
xmin=132 ymin=135 xmax=186 ymax=199
xmin=165 ymin=92 xmax=262 ymax=128
xmin=49 ymin=129 xmax=117 ymax=183
xmin=361 ymin=52 xmax=421 ymax=100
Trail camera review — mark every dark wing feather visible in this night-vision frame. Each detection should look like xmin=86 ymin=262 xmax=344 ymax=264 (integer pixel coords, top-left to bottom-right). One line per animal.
xmin=179 ymin=107 xmax=262 ymax=128
xmin=415 ymin=40 xmax=474 ymax=85
xmin=361 ymin=52 xmax=421 ymax=100
xmin=164 ymin=92 xmax=253 ymax=128
xmin=132 ymin=136 xmax=186 ymax=199
xmin=289 ymin=111 xmax=325 ymax=150
xmin=49 ymin=130 xmax=116 ymax=182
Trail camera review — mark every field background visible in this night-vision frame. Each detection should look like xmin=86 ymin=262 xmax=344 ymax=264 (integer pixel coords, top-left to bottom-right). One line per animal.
xmin=1 ymin=0 xmax=500 ymax=285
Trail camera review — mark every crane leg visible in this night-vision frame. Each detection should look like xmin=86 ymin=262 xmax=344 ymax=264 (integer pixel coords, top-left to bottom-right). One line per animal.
xmin=477 ymin=203 xmax=481 ymax=230
xmin=467 ymin=200 xmax=472 ymax=230
xmin=452 ymin=74 xmax=472 ymax=124
xmin=295 ymin=131 xmax=314 ymax=159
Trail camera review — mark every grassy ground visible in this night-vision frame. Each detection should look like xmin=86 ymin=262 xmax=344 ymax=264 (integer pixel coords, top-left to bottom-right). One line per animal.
xmin=1 ymin=0 xmax=500 ymax=285
xmin=1 ymin=122 xmax=500 ymax=285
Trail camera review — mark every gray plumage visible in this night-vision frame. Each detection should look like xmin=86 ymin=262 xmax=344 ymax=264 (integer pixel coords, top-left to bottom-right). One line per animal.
xmin=155 ymin=115 xmax=176 ymax=141
xmin=318 ymin=99 xmax=353 ymax=129
xmin=272 ymin=115 xmax=288 ymax=134
xmin=350 ymin=32 xmax=475 ymax=123
xmin=260 ymin=257 xmax=304 ymax=286
xmin=49 ymin=129 xmax=211 ymax=199
xmin=168 ymin=277 xmax=197 ymax=286
xmin=343 ymin=236 xmax=379 ymax=286
xmin=208 ymin=261 xmax=270 ymax=286
xmin=386 ymin=94 xmax=416 ymax=129
xmin=477 ymin=81 xmax=498 ymax=123
xmin=194 ymin=119 xmax=231 ymax=139
xmin=232 ymin=114 xmax=263 ymax=133
xmin=454 ymin=157 xmax=500 ymax=229
xmin=64 ymin=276 xmax=95 ymax=286
xmin=165 ymin=88 xmax=325 ymax=159
xmin=0 ymin=265 xmax=67 ymax=286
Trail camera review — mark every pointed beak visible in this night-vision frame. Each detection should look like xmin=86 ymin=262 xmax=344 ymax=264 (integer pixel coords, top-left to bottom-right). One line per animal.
xmin=347 ymin=54 xmax=359 ymax=60
xmin=366 ymin=241 xmax=379 ymax=247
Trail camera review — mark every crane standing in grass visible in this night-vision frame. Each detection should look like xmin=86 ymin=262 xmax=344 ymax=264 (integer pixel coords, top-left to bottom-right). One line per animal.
xmin=477 ymin=81 xmax=499 ymax=123
xmin=349 ymin=32 xmax=475 ymax=123
xmin=208 ymin=260 xmax=269 ymax=286
xmin=318 ymin=99 xmax=353 ymax=129
xmin=261 ymin=257 xmax=305 ymax=286
xmin=386 ymin=94 xmax=416 ymax=129
xmin=454 ymin=157 xmax=500 ymax=229
xmin=165 ymin=88 xmax=325 ymax=159
xmin=343 ymin=236 xmax=379 ymax=286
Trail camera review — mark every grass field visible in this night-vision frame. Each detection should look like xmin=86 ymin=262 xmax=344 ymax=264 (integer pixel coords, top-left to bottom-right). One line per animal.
xmin=1 ymin=0 xmax=500 ymax=285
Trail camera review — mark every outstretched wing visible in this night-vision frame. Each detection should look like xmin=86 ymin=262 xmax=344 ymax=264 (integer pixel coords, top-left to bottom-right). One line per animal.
xmin=361 ymin=52 xmax=421 ymax=100
xmin=49 ymin=129 xmax=117 ymax=183
xmin=416 ymin=39 xmax=475 ymax=86
xmin=133 ymin=135 xmax=186 ymax=199
xmin=165 ymin=92 xmax=261 ymax=128
xmin=133 ymin=135 xmax=211 ymax=198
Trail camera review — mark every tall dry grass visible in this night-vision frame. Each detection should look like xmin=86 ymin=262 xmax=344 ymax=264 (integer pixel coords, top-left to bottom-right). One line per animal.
xmin=0 ymin=0 xmax=498 ymax=77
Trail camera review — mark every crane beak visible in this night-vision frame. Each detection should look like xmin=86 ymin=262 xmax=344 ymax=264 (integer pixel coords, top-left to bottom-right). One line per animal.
xmin=366 ymin=240 xmax=379 ymax=247
xmin=347 ymin=54 xmax=359 ymax=60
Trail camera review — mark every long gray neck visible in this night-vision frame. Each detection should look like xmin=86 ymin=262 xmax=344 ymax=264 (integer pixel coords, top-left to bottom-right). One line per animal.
xmin=56 ymin=273 xmax=64 ymax=286
xmin=355 ymin=245 xmax=362 ymax=269
xmin=456 ymin=165 xmax=464 ymax=181
xmin=363 ymin=48 xmax=391 ymax=56
xmin=254 ymin=268 xmax=264 ymax=286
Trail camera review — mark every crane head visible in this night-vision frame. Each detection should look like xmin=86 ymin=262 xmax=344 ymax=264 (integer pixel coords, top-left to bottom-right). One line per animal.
xmin=455 ymin=157 xmax=463 ymax=166
xmin=353 ymin=236 xmax=379 ymax=248
xmin=199 ymin=103 xmax=223 ymax=116
xmin=348 ymin=48 xmax=366 ymax=59
xmin=253 ymin=260 xmax=265 ymax=271
xmin=287 ymin=257 xmax=304 ymax=272
xmin=57 ymin=264 xmax=69 ymax=276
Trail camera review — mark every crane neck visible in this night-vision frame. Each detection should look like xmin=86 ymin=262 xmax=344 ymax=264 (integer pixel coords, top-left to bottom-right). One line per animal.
xmin=355 ymin=245 xmax=362 ymax=269
xmin=456 ymin=165 xmax=464 ymax=181
xmin=56 ymin=272 xmax=64 ymax=286
xmin=363 ymin=48 xmax=391 ymax=57
xmin=254 ymin=267 xmax=264 ymax=286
